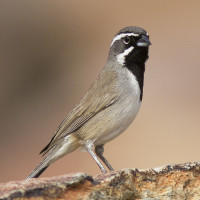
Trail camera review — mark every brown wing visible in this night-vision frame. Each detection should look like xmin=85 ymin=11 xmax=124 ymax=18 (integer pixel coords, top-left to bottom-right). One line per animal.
xmin=40 ymin=69 xmax=118 ymax=156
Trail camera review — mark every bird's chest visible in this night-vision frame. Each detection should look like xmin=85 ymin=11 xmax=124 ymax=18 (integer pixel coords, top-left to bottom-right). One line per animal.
xmin=113 ymin=70 xmax=141 ymax=133
xmin=95 ymin=70 xmax=141 ymax=145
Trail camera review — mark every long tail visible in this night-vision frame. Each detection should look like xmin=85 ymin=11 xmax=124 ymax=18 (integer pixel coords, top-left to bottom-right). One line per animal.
xmin=26 ymin=158 xmax=50 ymax=179
xmin=26 ymin=135 xmax=80 ymax=179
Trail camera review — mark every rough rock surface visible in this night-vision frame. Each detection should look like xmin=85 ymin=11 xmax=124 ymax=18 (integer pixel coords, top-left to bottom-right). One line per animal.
xmin=1 ymin=162 xmax=200 ymax=200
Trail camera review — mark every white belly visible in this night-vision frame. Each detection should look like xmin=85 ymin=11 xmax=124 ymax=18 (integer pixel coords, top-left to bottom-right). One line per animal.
xmin=95 ymin=69 xmax=141 ymax=145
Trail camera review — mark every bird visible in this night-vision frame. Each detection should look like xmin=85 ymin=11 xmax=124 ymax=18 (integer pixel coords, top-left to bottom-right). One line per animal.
xmin=26 ymin=26 xmax=151 ymax=179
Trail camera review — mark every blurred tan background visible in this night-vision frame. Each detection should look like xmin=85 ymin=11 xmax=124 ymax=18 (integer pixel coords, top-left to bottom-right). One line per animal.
xmin=1 ymin=0 xmax=200 ymax=183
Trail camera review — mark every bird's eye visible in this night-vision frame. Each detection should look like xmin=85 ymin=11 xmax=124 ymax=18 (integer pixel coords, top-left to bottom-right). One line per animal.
xmin=123 ymin=36 xmax=130 ymax=44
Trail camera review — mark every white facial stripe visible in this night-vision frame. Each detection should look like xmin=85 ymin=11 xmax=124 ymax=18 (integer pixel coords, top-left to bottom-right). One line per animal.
xmin=111 ymin=33 xmax=139 ymax=46
xmin=117 ymin=46 xmax=134 ymax=65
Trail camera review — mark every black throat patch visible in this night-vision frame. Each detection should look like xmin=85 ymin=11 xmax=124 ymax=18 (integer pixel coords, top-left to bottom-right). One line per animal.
xmin=125 ymin=47 xmax=149 ymax=101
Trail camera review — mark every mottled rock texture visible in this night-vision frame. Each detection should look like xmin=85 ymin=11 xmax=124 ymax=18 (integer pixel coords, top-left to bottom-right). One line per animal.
xmin=1 ymin=162 xmax=200 ymax=200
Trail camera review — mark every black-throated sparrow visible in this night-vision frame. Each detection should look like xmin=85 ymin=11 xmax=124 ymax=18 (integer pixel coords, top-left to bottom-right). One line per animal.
xmin=27 ymin=26 xmax=151 ymax=179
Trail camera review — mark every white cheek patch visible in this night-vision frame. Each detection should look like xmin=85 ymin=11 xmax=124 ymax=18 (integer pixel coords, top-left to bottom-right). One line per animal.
xmin=116 ymin=46 xmax=134 ymax=65
xmin=111 ymin=33 xmax=139 ymax=47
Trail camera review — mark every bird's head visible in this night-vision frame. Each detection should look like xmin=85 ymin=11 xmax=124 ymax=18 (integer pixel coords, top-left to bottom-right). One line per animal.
xmin=109 ymin=26 xmax=151 ymax=66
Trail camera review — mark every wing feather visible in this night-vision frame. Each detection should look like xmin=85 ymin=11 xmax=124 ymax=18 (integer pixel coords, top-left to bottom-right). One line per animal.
xmin=40 ymin=69 xmax=118 ymax=156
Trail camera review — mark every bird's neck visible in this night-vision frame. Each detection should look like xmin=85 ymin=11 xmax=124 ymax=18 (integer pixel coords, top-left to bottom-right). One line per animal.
xmin=125 ymin=48 xmax=148 ymax=101
xmin=126 ymin=62 xmax=145 ymax=101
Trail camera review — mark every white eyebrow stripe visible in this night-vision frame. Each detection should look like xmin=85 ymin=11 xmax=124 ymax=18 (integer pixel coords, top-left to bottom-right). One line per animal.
xmin=116 ymin=46 xmax=134 ymax=65
xmin=110 ymin=33 xmax=139 ymax=46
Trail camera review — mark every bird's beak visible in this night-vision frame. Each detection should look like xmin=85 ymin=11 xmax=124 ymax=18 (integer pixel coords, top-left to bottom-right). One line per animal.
xmin=137 ymin=35 xmax=152 ymax=47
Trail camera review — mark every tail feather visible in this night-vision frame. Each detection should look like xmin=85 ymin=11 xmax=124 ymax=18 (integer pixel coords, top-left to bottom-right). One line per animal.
xmin=40 ymin=134 xmax=56 ymax=155
xmin=26 ymin=159 xmax=49 ymax=179
xmin=27 ymin=135 xmax=79 ymax=179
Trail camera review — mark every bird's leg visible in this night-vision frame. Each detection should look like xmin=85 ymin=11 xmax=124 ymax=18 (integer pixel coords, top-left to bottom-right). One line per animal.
xmin=95 ymin=145 xmax=114 ymax=171
xmin=86 ymin=146 xmax=107 ymax=173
